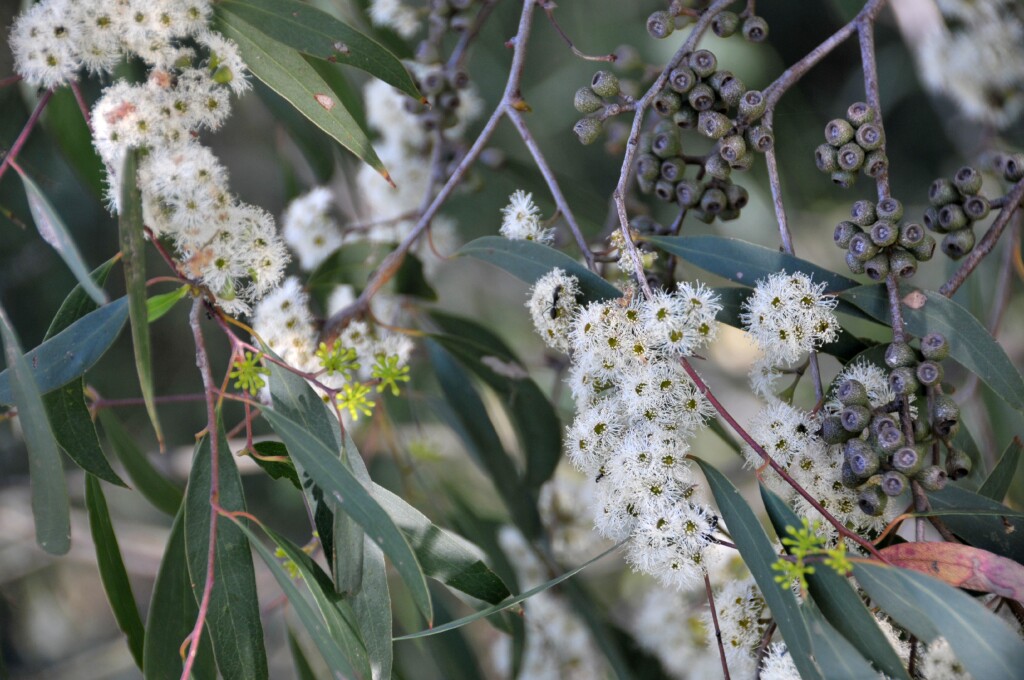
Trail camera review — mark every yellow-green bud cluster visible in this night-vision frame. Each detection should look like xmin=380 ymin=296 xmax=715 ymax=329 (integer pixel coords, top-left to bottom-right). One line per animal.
xmin=814 ymin=102 xmax=887 ymax=188
xmin=834 ymin=198 xmax=933 ymax=281
xmin=923 ymin=166 xmax=990 ymax=260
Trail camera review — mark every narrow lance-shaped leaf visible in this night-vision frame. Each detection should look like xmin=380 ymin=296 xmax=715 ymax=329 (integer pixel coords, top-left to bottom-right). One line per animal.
xmin=184 ymin=430 xmax=268 ymax=680
xmin=98 ymin=409 xmax=183 ymax=516
xmin=692 ymin=457 xmax=823 ymax=680
xmin=218 ymin=0 xmax=420 ymax=98
xmin=85 ymin=474 xmax=145 ymax=668
xmin=213 ymin=10 xmax=388 ymax=178
xmin=879 ymin=542 xmax=1024 ymax=601
xmin=0 ymin=297 xmax=129 ymax=405
xmin=927 ymin=485 xmax=1024 ymax=564
xmin=800 ymin=600 xmax=880 ymax=680
xmin=18 ymin=168 xmax=107 ymax=306
xmin=332 ymin=431 xmax=365 ymax=597
xmin=853 ymin=560 xmax=1024 ymax=680
xmin=147 ymin=285 xmax=190 ymax=323
xmin=118 ymin=150 xmax=163 ymax=448
xmin=287 ymin=629 xmax=318 ymax=680
xmin=0 ymin=304 xmax=71 ymax=555
xmin=979 ymin=437 xmax=1023 ymax=501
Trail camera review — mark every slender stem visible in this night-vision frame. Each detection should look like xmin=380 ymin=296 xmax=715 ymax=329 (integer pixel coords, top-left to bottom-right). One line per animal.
xmin=506 ymin=108 xmax=596 ymax=270
xmin=940 ymin=179 xmax=1024 ymax=297
xmin=180 ymin=299 xmax=221 ymax=680
xmin=92 ymin=393 xmax=207 ymax=410
xmin=0 ymin=74 xmax=23 ymax=88
xmin=446 ymin=0 xmax=500 ymax=74
xmin=754 ymin=620 xmax=777 ymax=679
xmin=70 ymin=81 xmax=92 ymax=131
xmin=0 ymin=89 xmax=54 ymax=184
xmin=537 ymin=0 xmax=616 ymax=62
xmin=705 ymin=572 xmax=732 ymax=680
xmin=681 ymin=358 xmax=887 ymax=560
xmin=858 ymin=19 xmax=890 ymax=202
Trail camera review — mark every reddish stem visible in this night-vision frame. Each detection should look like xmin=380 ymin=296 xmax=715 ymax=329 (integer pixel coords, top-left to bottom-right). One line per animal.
xmin=0 ymin=89 xmax=54 ymax=184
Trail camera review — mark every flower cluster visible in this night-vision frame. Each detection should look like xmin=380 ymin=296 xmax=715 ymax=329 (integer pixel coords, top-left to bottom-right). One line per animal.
xmin=500 ymin=190 xmax=553 ymax=244
xmin=705 ymin=577 xmax=770 ymax=675
xmin=526 ymin=269 xmax=723 ymax=590
xmin=741 ymin=271 xmax=840 ymax=398
xmin=282 ymin=187 xmax=343 ymax=272
xmin=368 ymin=0 xmax=422 ymax=39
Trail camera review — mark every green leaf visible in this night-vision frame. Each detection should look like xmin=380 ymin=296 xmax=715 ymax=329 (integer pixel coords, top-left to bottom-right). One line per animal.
xmin=18 ymin=169 xmax=107 ymax=306
xmin=427 ymin=340 xmax=542 ymax=538
xmin=645 ymin=235 xmax=859 ymax=293
xmin=147 ymin=285 xmax=190 ymax=323
xmin=761 ymin=487 xmax=910 ymax=679
xmin=85 ymin=474 xmax=145 ymax=668
xmin=305 ymin=56 xmax=367 ymax=136
xmin=800 ymin=600 xmax=882 ymax=680
xmin=0 ymin=304 xmax=70 ymax=555
xmin=98 ymin=410 xmax=183 ymax=516
xmin=218 ymin=0 xmax=419 ymax=99
xmin=41 ymin=259 xmax=126 ymax=487
xmin=232 ymin=519 xmax=371 ymax=679
xmin=119 ymin=150 xmax=163 ymax=447
xmin=254 ymin=80 xmax=335 ymax=183
xmin=184 ymin=430 xmax=268 ymax=680
xmin=840 ymin=285 xmax=1024 ymax=413
xmin=396 ymin=253 xmax=438 ymax=301
xmin=853 ymin=561 xmax=1024 ymax=680
xmin=332 ymin=434 xmax=365 ymax=597
xmin=249 ymin=441 xmax=302 ymax=489
xmin=979 ymin=437 xmax=1023 ymax=501
xmin=144 ymin=508 xmax=217 ymax=680
xmin=264 ymin=362 xmax=432 ymax=624
xmin=429 ymin=311 xmax=560 ymax=491
xmin=926 ymin=485 xmax=1024 ymax=564
xmin=0 ymin=298 xmax=128 ymax=405
xmin=457 ymin=236 xmax=622 ymax=304
xmin=287 ymin=629 xmax=318 ymax=680
xmin=394 ymin=541 xmax=623 ymax=641
xmin=692 ymin=457 xmax=823 ymax=680
xmin=42 ymin=87 xmax=106 ymax=199
xmin=213 ymin=9 xmax=387 ymax=177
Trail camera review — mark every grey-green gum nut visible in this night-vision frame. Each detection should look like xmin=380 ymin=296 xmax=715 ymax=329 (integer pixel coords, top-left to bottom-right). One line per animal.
xmin=698 ymin=110 xmax=731 ymax=140
xmin=834 ymin=221 xmax=861 ymax=248
xmin=837 ymin=378 xmax=870 ymax=406
xmin=945 ymin=447 xmax=972 ymax=481
xmin=881 ymin=470 xmax=908 ymax=497
xmin=857 ymin=483 xmax=888 ymax=516
xmin=573 ymin=118 xmax=602 ymax=145
xmin=864 ymin=150 xmax=889 ymax=178
xmin=654 ymin=90 xmax=683 ymax=117
xmin=847 ymin=101 xmax=875 ymax=126
xmin=863 ymin=252 xmax=890 ymax=280
xmin=590 ymin=70 xmax=620 ymax=98
xmin=574 ymin=86 xmax=604 ymax=114
xmin=931 ymin=394 xmax=960 ymax=438
xmin=910 ymin=235 xmax=936 ymax=261
xmin=941 ymin=229 xmax=976 ymax=260
xmin=953 ymin=166 xmax=982 ymax=195
xmin=848 ymin=232 xmax=879 ymax=261
xmin=825 ymin=118 xmax=854 ymax=146
xmin=920 ymin=332 xmax=950 ymax=361
xmin=929 ymin=178 xmax=958 ymax=207
xmin=892 ymin=445 xmax=925 ymax=476
xmin=816 ymin=144 xmax=839 ymax=173
xmin=889 ymin=248 xmax=917 ymax=279
xmin=915 ymin=465 xmax=948 ymax=491
xmin=850 ymin=199 xmax=877 ymax=226
xmin=837 ymin=142 xmax=866 ymax=172
xmin=885 ymin=341 xmax=918 ymax=368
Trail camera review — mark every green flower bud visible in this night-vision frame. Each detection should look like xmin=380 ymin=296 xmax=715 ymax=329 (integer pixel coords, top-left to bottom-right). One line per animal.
xmin=848 ymin=232 xmax=879 ymax=261
xmin=916 ymin=360 xmax=943 ymax=387
xmin=846 ymin=101 xmax=875 ymax=127
xmin=854 ymin=122 xmax=885 ymax=151
xmin=711 ymin=11 xmax=740 ymax=37
xmin=920 ymin=332 xmax=950 ymax=361
xmin=212 ymin=65 xmax=234 ymax=85
xmin=815 ymin=143 xmax=839 ymax=173
xmin=881 ymin=470 xmax=908 ymax=497
xmin=660 ymin=157 xmax=686 ymax=182
xmin=745 ymin=125 xmax=774 ymax=153
xmin=845 ymin=250 xmax=866 ymax=274
xmin=945 ymin=447 xmax=972 ymax=481
xmin=953 ymin=166 xmax=982 ymax=195
xmin=573 ymin=117 xmax=602 ymax=145
xmin=653 ymin=89 xmax=683 ymax=116
xmin=688 ymin=83 xmax=716 ymax=112
xmin=591 ymin=70 xmax=620 ymax=98
xmin=841 ymin=404 xmax=872 ymax=433
xmin=825 ymin=118 xmax=855 ymax=147
xmin=837 ymin=142 xmax=866 ymax=171
xmin=725 ymin=183 xmax=749 ymax=209
xmin=938 ymin=204 xmax=968 ymax=231
xmin=929 ymin=178 xmax=958 ymax=207
xmin=834 ymin=221 xmax=861 ymax=248
xmin=892 ymin=446 xmax=925 ymax=476
xmin=962 ymin=195 xmax=990 ymax=221
xmin=897 ymin=222 xmax=926 ymax=249
xmin=637 ymin=153 xmax=661 ymax=181
xmin=574 ymin=86 xmax=604 ymax=113
xmin=885 ymin=341 xmax=917 ymax=368
xmin=700 ymin=187 xmax=728 ymax=214
xmin=863 ymin=150 xmax=889 ymax=178
xmin=704 ymin=154 xmax=731 ymax=180
xmin=699 ymin=110 xmax=732 ymax=139
xmin=822 ymin=414 xmax=854 ymax=444
xmin=889 ymin=248 xmax=918 ymax=279
xmin=869 ymin=220 xmax=899 ymax=247
xmin=651 ymin=129 xmax=680 ymax=158
xmin=876 ymin=197 xmax=903 ymax=221
xmin=910 ymin=234 xmax=936 ymax=261
xmin=738 ymin=90 xmax=767 ymax=120
xmin=672 ymin=106 xmax=698 ymax=129
xmin=858 ymin=483 xmax=888 ymax=516
xmin=865 ymin=251 xmax=890 ymax=280
xmin=915 ymin=465 xmax=948 ymax=492
xmin=675 ymin=179 xmax=703 ymax=207
xmin=931 ymin=394 xmax=960 ymax=437
xmin=845 ymin=438 xmax=879 ymax=476
xmin=837 ymin=378 xmax=870 ymax=406
xmin=654 ymin=179 xmax=676 ymax=202
xmin=719 ymin=136 xmax=748 ymax=164
xmin=668 ymin=66 xmax=698 ymax=94
xmin=940 ymin=228 xmax=975 ymax=259
xmin=831 ymin=170 xmax=857 ymax=188
xmin=742 ymin=15 xmax=769 ymax=42
xmin=718 ymin=77 xmax=746 ymax=108
xmin=646 ymin=10 xmax=674 ymax=39
xmin=688 ymin=49 xmax=717 ymax=78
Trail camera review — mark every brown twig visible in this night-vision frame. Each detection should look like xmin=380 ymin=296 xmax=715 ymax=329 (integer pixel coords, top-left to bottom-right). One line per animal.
xmin=705 ymin=572 xmax=732 ymax=680
xmin=538 ymin=0 xmax=617 ymax=62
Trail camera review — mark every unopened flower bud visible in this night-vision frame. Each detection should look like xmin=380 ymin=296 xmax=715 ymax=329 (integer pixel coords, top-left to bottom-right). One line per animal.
xmin=940 ymin=229 xmax=975 ymax=259
xmin=591 ymin=70 xmax=620 ymax=98
xmin=574 ymin=86 xmax=604 ymax=113
xmin=825 ymin=118 xmax=854 ymax=146
xmin=573 ymin=118 xmax=602 ymax=145
xmin=920 ymin=332 xmax=949 ymax=361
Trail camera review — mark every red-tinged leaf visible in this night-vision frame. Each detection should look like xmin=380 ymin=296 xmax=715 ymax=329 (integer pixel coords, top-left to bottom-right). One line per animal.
xmin=880 ymin=542 xmax=1024 ymax=602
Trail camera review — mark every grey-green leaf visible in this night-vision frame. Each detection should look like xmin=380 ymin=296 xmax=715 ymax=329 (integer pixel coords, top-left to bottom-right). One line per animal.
xmin=213 ymin=9 xmax=387 ymax=177
xmin=927 ymin=485 xmax=1024 ymax=563
xmin=264 ymin=362 xmax=432 ymax=624
xmin=979 ymin=437 xmax=1022 ymax=501
xmin=218 ymin=0 xmax=419 ymax=99
xmin=19 ymin=169 xmax=107 ymax=306
xmin=0 ymin=298 xmax=128 ymax=405
xmin=147 ymin=285 xmax=190 ymax=323
xmin=840 ymin=285 xmax=1024 ymax=413
xmin=692 ymin=457 xmax=823 ymax=680
xmin=457 ymin=236 xmax=622 ymax=304
xmin=85 ymin=474 xmax=145 ymax=668
xmin=287 ymin=629 xmax=318 ymax=680
xmin=184 ymin=430 xmax=268 ymax=680
xmin=801 ymin=600 xmax=882 ymax=680
xmin=853 ymin=561 xmax=1024 ymax=680
xmin=119 ymin=150 xmax=163 ymax=447
xmin=98 ymin=410 xmax=183 ymax=516
xmin=0 ymin=305 xmax=71 ymax=555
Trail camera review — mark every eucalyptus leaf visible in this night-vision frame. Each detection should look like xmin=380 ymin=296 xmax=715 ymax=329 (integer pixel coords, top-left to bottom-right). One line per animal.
xmin=147 ymin=285 xmax=190 ymax=323
xmin=98 ymin=410 xmax=183 ymax=516
xmin=927 ymin=485 xmax=1024 ymax=564
xmin=979 ymin=437 xmax=1023 ymax=501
